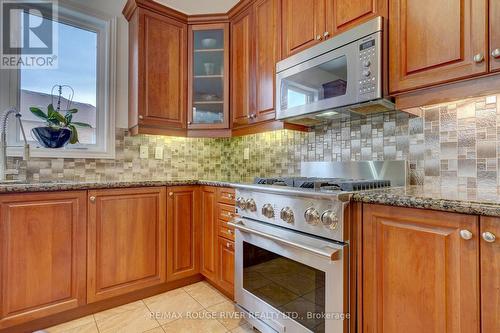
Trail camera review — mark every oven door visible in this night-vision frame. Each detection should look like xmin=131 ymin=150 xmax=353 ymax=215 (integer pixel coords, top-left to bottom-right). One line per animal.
xmin=229 ymin=218 xmax=348 ymax=333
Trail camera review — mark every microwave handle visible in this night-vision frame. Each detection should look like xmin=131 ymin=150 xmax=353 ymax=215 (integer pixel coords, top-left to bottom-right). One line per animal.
xmin=228 ymin=219 xmax=342 ymax=261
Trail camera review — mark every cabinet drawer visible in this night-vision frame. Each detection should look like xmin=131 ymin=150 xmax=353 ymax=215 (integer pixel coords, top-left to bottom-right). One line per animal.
xmin=217 ymin=188 xmax=235 ymax=205
xmin=218 ymin=222 xmax=235 ymax=241
xmin=218 ymin=203 xmax=236 ymax=221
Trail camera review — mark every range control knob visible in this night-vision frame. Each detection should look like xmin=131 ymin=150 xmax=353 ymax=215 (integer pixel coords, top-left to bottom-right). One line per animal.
xmin=304 ymin=207 xmax=321 ymax=225
xmin=321 ymin=210 xmax=339 ymax=229
xmin=363 ymin=60 xmax=371 ymax=67
xmin=262 ymin=204 xmax=275 ymax=218
xmin=236 ymin=197 xmax=247 ymax=210
xmin=362 ymin=69 xmax=371 ymax=77
xmin=280 ymin=207 xmax=295 ymax=224
xmin=246 ymin=198 xmax=257 ymax=212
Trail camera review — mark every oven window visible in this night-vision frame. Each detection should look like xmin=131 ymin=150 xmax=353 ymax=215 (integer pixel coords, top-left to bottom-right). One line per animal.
xmin=281 ymin=55 xmax=347 ymax=111
xmin=243 ymin=241 xmax=326 ymax=332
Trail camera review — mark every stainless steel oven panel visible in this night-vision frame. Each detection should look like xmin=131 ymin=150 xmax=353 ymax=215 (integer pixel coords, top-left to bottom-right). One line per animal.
xmin=276 ymin=17 xmax=384 ymax=122
xmin=235 ymin=189 xmax=347 ymax=242
xmin=276 ymin=40 xmax=362 ymax=120
xmin=230 ymin=218 xmax=348 ymax=333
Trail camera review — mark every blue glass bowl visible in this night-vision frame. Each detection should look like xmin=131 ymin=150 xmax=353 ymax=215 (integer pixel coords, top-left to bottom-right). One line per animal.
xmin=31 ymin=127 xmax=72 ymax=148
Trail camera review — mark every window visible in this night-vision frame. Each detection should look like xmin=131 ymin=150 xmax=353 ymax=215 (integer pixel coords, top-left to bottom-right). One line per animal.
xmin=2 ymin=1 xmax=116 ymax=158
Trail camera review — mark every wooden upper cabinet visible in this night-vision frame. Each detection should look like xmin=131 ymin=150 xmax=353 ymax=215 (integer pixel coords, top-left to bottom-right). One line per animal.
xmin=126 ymin=3 xmax=188 ymax=136
xmin=187 ymin=23 xmax=230 ymax=130
xmin=201 ymin=186 xmax=218 ymax=281
xmin=253 ymin=0 xmax=280 ymax=122
xmin=389 ymin=0 xmax=488 ymax=94
xmin=479 ymin=217 xmax=500 ymax=333
xmin=166 ymin=186 xmax=200 ymax=282
xmin=363 ymin=204 xmax=480 ymax=333
xmin=0 ymin=192 xmax=86 ymax=330
xmin=490 ymin=0 xmax=500 ymax=72
xmin=282 ymin=0 xmax=326 ymax=58
xmin=231 ymin=9 xmax=253 ymax=127
xmin=328 ymin=0 xmax=384 ymax=33
xmin=87 ymin=187 xmax=166 ymax=303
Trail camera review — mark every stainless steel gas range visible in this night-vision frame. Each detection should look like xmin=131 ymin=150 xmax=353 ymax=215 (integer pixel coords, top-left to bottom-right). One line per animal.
xmin=228 ymin=161 xmax=407 ymax=333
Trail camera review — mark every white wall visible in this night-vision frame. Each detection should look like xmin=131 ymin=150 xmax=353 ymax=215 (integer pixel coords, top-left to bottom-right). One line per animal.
xmin=72 ymin=0 xmax=129 ymax=128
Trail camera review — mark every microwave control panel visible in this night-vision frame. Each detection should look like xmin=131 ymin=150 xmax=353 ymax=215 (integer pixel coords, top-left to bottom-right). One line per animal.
xmin=358 ymin=33 xmax=379 ymax=100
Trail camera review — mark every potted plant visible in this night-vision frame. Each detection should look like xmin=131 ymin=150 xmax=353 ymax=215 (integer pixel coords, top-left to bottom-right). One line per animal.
xmin=29 ymin=103 xmax=92 ymax=148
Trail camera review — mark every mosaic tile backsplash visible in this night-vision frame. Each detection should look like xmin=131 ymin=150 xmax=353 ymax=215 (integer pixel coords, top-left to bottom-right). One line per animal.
xmin=10 ymin=94 xmax=500 ymax=189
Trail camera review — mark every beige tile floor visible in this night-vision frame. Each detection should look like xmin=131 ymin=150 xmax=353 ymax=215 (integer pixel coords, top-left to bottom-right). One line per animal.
xmin=39 ymin=281 xmax=256 ymax=333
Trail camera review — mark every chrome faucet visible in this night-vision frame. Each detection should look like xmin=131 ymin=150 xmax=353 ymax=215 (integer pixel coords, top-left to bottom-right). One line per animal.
xmin=0 ymin=107 xmax=30 ymax=181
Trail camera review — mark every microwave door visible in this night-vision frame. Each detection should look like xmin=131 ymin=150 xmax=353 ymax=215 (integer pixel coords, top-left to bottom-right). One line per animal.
xmin=276 ymin=42 xmax=360 ymax=120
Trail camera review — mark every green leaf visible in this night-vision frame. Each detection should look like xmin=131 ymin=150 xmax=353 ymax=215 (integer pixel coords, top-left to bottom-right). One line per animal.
xmin=66 ymin=108 xmax=78 ymax=114
xmin=29 ymin=107 xmax=48 ymax=120
xmin=71 ymin=122 xmax=92 ymax=128
xmin=49 ymin=111 xmax=67 ymax=125
xmin=47 ymin=104 xmax=56 ymax=118
xmin=65 ymin=113 xmax=73 ymax=124
xmin=68 ymin=125 xmax=79 ymax=144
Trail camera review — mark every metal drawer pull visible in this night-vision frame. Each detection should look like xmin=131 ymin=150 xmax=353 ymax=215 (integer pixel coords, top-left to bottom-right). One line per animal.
xmin=228 ymin=220 xmax=341 ymax=261
xmin=226 ymin=242 xmax=231 ymax=248
xmin=227 ymin=229 xmax=233 ymax=235
xmin=482 ymin=231 xmax=496 ymax=243
xmin=491 ymin=48 xmax=500 ymax=59
xmin=89 ymin=196 xmax=96 ymax=203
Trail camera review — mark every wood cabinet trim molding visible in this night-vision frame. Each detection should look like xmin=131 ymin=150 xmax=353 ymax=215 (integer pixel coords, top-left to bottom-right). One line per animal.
xmin=0 ymin=191 xmax=87 ymax=330
xmin=490 ymin=0 xmax=500 ymax=72
xmin=123 ymin=0 xmax=188 ymax=22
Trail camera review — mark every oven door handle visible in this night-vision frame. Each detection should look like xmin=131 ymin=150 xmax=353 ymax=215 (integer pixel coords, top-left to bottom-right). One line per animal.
xmin=228 ymin=220 xmax=342 ymax=261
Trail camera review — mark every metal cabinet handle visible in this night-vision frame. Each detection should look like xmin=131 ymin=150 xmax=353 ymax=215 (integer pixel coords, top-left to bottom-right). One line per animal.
xmin=316 ymin=35 xmax=322 ymax=40
xmin=169 ymin=192 xmax=173 ymax=197
xmin=482 ymin=231 xmax=496 ymax=243
xmin=187 ymin=121 xmax=192 ymax=125
xmin=323 ymin=31 xmax=330 ymax=38
xmin=227 ymin=229 xmax=233 ymax=235
xmin=89 ymin=196 xmax=96 ymax=203
xmin=226 ymin=242 xmax=231 ymax=248
xmin=492 ymin=48 xmax=500 ymax=59
xmin=473 ymin=53 xmax=484 ymax=63
xmin=460 ymin=229 xmax=473 ymax=240
xmin=138 ymin=115 xmax=144 ymax=120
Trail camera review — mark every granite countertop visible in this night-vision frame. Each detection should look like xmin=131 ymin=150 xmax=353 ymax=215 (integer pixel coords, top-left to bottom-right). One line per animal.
xmin=0 ymin=179 xmax=238 ymax=193
xmin=4 ymin=179 xmax=500 ymax=217
xmin=353 ymin=185 xmax=500 ymax=217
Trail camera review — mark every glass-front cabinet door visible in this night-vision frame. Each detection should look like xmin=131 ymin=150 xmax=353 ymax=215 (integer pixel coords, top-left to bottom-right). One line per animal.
xmin=188 ymin=23 xmax=229 ymax=129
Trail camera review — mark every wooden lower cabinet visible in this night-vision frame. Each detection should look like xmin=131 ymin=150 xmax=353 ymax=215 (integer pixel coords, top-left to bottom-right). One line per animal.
xmin=217 ymin=237 xmax=235 ymax=298
xmin=479 ymin=217 xmax=500 ymax=333
xmin=362 ymin=204 xmax=480 ymax=333
xmin=201 ymin=186 xmax=218 ymax=281
xmin=0 ymin=191 xmax=87 ymax=330
xmin=87 ymin=187 xmax=167 ymax=303
xmin=166 ymin=186 xmax=200 ymax=282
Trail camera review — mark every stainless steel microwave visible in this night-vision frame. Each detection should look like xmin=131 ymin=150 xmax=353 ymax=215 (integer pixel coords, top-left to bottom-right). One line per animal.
xmin=276 ymin=16 xmax=393 ymax=126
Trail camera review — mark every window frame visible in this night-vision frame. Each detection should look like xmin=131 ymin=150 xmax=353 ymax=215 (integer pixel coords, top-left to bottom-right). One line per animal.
xmin=3 ymin=0 xmax=116 ymax=159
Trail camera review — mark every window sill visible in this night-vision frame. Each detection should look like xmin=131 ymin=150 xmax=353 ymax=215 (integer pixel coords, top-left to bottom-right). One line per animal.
xmin=7 ymin=146 xmax=116 ymax=159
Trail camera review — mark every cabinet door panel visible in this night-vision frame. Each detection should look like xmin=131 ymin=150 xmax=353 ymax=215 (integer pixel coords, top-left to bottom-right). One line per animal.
xmin=0 ymin=192 xmax=86 ymax=329
xmin=254 ymin=0 xmax=280 ymax=122
xmin=363 ymin=204 xmax=479 ymax=333
xmin=217 ymin=237 xmax=234 ymax=298
xmin=331 ymin=0 xmax=378 ymax=32
xmin=167 ymin=186 xmax=200 ymax=282
xmin=389 ymin=0 xmax=487 ymax=93
xmin=479 ymin=217 xmax=500 ymax=333
xmin=201 ymin=187 xmax=217 ymax=281
xmin=491 ymin=0 xmax=500 ymax=72
xmin=282 ymin=0 xmax=325 ymax=58
xmin=141 ymin=11 xmax=186 ymax=128
xmin=231 ymin=10 xmax=253 ymax=127
xmin=88 ymin=187 xmax=166 ymax=303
